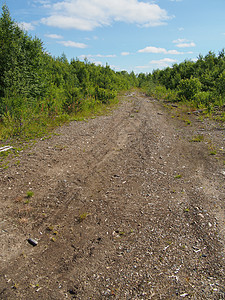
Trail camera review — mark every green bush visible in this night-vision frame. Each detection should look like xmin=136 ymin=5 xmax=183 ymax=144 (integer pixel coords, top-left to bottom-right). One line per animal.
xmin=146 ymin=83 xmax=177 ymax=102
xmin=216 ymin=70 xmax=225 ymax=97
xmin=94 ymin=87 xmax=116 ymax=104
xmin=139 ymin=50 xmax=225 ymax=110
xmin=193 ymin=91 xmax=211 ymax=107
xmin=177 ymin=77 xmax=202 ymax=101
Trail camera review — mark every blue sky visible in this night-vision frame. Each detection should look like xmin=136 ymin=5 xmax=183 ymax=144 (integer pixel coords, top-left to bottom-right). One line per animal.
xmin=1 ymin=0 xmax=225 ymax=73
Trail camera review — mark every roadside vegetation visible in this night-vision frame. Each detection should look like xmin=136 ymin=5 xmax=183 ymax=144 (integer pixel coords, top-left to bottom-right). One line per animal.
xmin=0 ymin=5 xmax=138 ymax=141
xmin=138 ymin=49 xmax=225 ymax=120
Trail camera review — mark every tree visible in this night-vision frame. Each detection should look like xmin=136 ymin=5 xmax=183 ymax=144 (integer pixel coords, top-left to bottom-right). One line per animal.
xmin=0 ymin=4 xmax=47 ymax=101
xmin=177 ymin=77 xmax=202 ymax=101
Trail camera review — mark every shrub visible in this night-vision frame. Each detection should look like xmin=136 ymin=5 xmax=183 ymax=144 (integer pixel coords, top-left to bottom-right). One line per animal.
xmin=193 ymin=91 xmax=211 ymax=107
xmin=177 ymin=77 xmax=202 ymax=101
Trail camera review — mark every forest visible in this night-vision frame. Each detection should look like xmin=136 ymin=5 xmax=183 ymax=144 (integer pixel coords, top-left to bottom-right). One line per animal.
xmin=1 ymin=4 xmax=225 ymax=140
xmin=0 ymin=5 xmax=138 ymax=140
xmin=139 ymin=49 xmax=225 ymax=112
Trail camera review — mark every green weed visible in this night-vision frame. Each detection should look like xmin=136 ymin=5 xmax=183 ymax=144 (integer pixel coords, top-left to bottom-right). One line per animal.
xmin=174 ymin=174 xmax=182 ymax=179
xmin=190 ymin=135 xmax=204 ymax=142
xmin=185 ymin=119 xmax=191 ymax=125
xmin=78 ymin=212 xmax=90 ymax=223
xmin=26 ymin=191 xmax=34 ymax=198
xmin=46 ymin=225 xmax=54 ymax=231
xmin=0 ymin=161 xmax=9 ymax=169
xmin=209 ymin=150 xmax=217 ymax=155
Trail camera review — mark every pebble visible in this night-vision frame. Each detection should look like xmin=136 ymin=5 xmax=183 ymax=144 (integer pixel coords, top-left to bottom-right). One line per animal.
xmin=28 ymin=238 xmax=38 ymax=247
xmin=180 ymin=293 xmax=189 ymax=297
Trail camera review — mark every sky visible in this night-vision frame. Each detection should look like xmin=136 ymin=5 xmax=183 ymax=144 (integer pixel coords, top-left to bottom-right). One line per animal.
xmin=1 ymin=0 xmax=225 ymax=73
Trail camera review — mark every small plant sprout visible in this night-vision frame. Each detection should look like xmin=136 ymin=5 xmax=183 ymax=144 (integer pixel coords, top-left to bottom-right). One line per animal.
xmin=190 ymin=135 xmax=204 ymax=142
xmin=78 ymin=212 xmax=90 ymax=223
xmin=185 ymin=119 xmax=191 ymax=125
xmin=26 ymin=191 xmax=34 ymax=198
xmin=209 ymin=150 xmax=217 ymax=155
xmin=174 ymin=174 xmax=182 ymax=179
xmin=119 ymin=231 xmax=125 ymax=236
xmin=46 ymin=225 xmax=54 ymax=231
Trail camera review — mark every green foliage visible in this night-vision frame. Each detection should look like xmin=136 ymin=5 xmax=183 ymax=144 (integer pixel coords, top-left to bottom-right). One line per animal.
xmin=78 ymin=212 xmax=90 ymax=223
xmin=190 ymin=135 xmax=204 ymax=142
xmin=174 ymin=174 xmax=182 ymax=179
xmin=216 ymin=70 xmax=225 ymax=96
xmin=26 ymin=191 xmax=34 ymax=198
xmin=143 ymin=80 xmax=178 ymax=102
xmin=177 ymin=77 xmax=202 ymax=101
xmin=193 ymin=91 xmax=211 ymax=106
xmin=0 ymin=5 xmax=138 ymax=140
xmin=139 ymin=49 xmax=225 ymax=110
xmin=94 ymin=87 xmax=116 ymax=104
xmin=0 ymin=5 xmax=46 ymax=101
xmin=209 ymin=150 xmax=217 ymax=156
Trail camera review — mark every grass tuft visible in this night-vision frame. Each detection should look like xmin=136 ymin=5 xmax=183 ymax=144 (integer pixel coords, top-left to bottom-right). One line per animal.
xmin=26 ymin=191 xmax=34 ymax=198
xmin=190 ymin=135 xmax=204 ymax=142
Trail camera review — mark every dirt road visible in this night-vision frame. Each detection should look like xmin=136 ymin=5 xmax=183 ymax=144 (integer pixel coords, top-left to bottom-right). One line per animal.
xmin=0 ymin=92 xmax=225 ymax=299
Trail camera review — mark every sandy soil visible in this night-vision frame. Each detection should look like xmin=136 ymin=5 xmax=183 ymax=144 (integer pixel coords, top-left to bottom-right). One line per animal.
xmin=0 ymin=92 xmax=225 ymax=299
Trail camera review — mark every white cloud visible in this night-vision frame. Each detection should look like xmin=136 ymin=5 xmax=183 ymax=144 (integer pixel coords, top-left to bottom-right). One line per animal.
xmin=135 ymin=58 xmax=177 ymax=72
xmin=176 ymin=42 xmax=196 ymax=48
xmin=34 ymin=0 xmax=51 ymax=4
xmin=45 ymin=34 xmax=63 ymax=39
xmin=41 ymin=0 xmax=171 ymax=30
xmin=121 ymin=52 xmax=130 ymax=56
xmin=167 ymin=49 xmax=183 ymax=54
xmin=173 ymin=38 xmax=188 ymax=44
xmin=135 ymin=65 xmax=150 ymax=69
xmin=138 ymin=46 xmax=183 ymax=54
xmin=138 ymin=46 xmax=167 ymax=54
xmin=33 ymin=0 xmax=51 ymax=8
xmin=79 ymin=54 xmax=116 ymax=59
xmin=150 ymin=58 xmax=177 ymax=63
xmin=42 ymin=15 xmax=98 ymax=31
xmin=58 ymin=40 xmax=87 ymax=48
xmin=92 ymin=60 xmax=103 ymax=66
xmin=150 ymin=58 xmax=177 ymax=67
xmin=173 ymin=39 xmax=196 ymax=48
xmin=95 ymin=54 xmax=116 ymax=58
xmin=18 ymin=22 xmax=35 ymax=31
xmin=84 ymin=36 xmax=98 ymax=41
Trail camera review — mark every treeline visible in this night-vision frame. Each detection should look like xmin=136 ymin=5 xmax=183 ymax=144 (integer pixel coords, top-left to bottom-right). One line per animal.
xmin=0 ymin=5 xmax=138 ymax=139
xmin=139 ymin=50 xmax=225 ymax=109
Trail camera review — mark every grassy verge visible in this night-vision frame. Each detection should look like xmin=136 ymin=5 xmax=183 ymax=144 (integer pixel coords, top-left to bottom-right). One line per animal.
xmin=0 ymin=94 xmax=121 ymax=166
xmin=142 ymin=82 xmax=225 ymax=123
